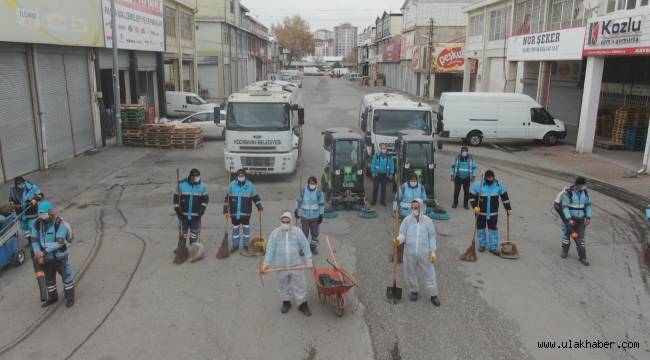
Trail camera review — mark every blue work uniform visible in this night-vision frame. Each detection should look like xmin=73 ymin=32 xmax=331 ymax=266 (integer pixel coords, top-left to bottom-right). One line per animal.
xmin=31 ymin=217 xmax=74 ymax=301
xmin=370 ymin=152 xmax=395 ymax=205
xmin=469 ymin=180 xmax=512 ymax=251
xmin=393 ymin=183 xmax=428 ymax=218
xmin=449 ymin=155 xmax=477 ymax=180
xmin=264 ymin=225 xmax=312 ymax=304
xmin=223 ymin=179 xmax=262 ymax=247
xmin=9 ymin=181 xmax=43 ymax=237
xmin=397 ymin=214 xmax=438 ymax=296
xmin=559 ymin=186 xmax=592 ymax=260
xmin=296 ymin=187 xmax=325 ymax=247
xmin=173 ymin=178 xmax=209 ymax=243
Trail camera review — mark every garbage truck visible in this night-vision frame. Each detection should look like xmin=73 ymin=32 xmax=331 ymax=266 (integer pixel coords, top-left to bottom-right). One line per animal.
xmin=221 ymin=81 xmax=304 ymax=174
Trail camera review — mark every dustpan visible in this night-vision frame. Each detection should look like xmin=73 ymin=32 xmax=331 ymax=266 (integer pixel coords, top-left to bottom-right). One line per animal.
xmin=500 ymin=214 xmax=519 ymax=260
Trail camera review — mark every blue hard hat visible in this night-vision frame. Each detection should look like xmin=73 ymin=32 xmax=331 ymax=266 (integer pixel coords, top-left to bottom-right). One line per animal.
xmin=38 ymin=201 xmax=53 ymax=214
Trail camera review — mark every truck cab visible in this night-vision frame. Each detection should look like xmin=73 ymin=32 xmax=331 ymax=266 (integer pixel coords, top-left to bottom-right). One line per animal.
xmin=223 ymin=82 xmax=304 ymax=174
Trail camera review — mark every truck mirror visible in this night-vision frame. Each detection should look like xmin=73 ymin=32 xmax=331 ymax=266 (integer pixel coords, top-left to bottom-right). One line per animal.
xmin=364 ymin=132 xmax=372 ymax=146
xmin=361 ymin=119 xmax=367 ymax=132
xmin=437 ymin=112 xmax=442 ymax=122
xmin=361 ymin=111 xmax=368 ymax=121
xmin=298 ymin=108 xmax=305 ymax=125
xmin=373 ymin=114 xmax=379 ymax=122
xmin=437 ymin=141 xmax=443 ymax=150
xmin=213 ymin=106 xmax=220 ymax=124
xmin=436 ymin=120 xmax=444 ymax=134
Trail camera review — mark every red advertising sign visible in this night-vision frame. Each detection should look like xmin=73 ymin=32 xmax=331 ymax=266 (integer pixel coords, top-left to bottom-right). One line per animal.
xmin=432 ymin=43 xmax=465 ymax=73
xmin=411 ymin=46 xmax=421 ymax=71
xmin=382 ymin=41 xmax=401 ymax=63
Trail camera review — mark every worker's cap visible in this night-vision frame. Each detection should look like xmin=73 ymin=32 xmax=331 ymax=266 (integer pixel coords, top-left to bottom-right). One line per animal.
xmin=575 ymin=176 xmax=587 ymax=185
xmin=460 ymin=146 xmax=468 ymax=152
xmin=14 ymin=176 xmax=25 ymax=186
xmin=236 ymin=169 xmax=247 ymax=176
xmin=38 ymin=201 xmax=53 ymax=214
xmin=189 ymin=168 xmax=200 ymax=177
xmin=308 ymin=176 xmax=318 ymax=184
xmin=280 ymin=211 xmax=292 ymax=221
xmin=408 ymin=173 xmax=418 ymax=181
xmin=484 ymin=170 xmax=495 ymax=178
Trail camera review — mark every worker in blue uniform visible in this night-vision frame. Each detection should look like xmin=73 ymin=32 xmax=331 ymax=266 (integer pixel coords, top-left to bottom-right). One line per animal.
xmin=224 ymin=169 xmax=263 ymax=253
xmin=31 ymin=201 xmax=75 ymax=307
xmin=560 ymin=176 xmax=593 ymax=266
xmin=449 ymin=146 xmax=477 ymax=209
xmin=295 ymin=176 xmax=325 ymax=255
xmin=173 ymin=168 xmax=208 ymax=262
xmin=469 ymin=170 xmax=512 ymax=256
xmin=370 ymin=144 xmax=395 ymax=206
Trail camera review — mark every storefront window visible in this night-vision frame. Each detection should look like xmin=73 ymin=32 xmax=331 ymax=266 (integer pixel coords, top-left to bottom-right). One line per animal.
xmin=181 ymin=12 xmax=192 ymax=43
xmin=164 ymin=6 xmax=176 ymax=41
xmin=514 ymin=0 xmax=546 ymax=35
xmin=489 ymin=6 xmax=511 ymax=41
xmin=182 ymin=62 xmax=193 ymax=92
xmin=469 ymin=14 xmax=484 ymax=37
xmin=549 ymin=0 xmax=584 ymax=30
xmin=164 ymin=60 xmax=178 ymax=91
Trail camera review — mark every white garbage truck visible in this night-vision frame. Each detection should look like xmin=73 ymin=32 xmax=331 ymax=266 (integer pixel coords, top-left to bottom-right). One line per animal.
xmin=221 ymin=81 xmax=304 ymax=174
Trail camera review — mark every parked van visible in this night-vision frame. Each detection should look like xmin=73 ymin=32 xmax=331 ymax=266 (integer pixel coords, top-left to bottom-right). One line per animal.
xmin=166 ymin=91 xmax=218 ymax=117
xmin=438 ymin=92 xmax=567 ymax=146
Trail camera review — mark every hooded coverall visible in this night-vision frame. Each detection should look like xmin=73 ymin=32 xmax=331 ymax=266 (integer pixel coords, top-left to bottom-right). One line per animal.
xmin=264 ymin=225 xmax=312 ymax=304
xmin=31 ymin=218 xmax=74 ymax=303
xmin=397 ymin=214 xmax=438 ymax=297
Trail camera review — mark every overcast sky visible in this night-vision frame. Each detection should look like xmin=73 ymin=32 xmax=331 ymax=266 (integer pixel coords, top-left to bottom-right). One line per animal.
xmin=242 ymin=0 xmax=404 ymax=32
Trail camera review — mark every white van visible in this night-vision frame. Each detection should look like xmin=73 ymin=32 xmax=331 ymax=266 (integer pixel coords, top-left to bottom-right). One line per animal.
xmin=438 ymin=92 xmax=567 ymax=146
xmin=166 ymin=91 xmax=218 ymax=117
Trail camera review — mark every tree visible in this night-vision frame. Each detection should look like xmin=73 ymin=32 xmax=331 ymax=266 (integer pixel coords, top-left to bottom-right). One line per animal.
xmin=271 ymin=16 xmax=314 ymax=67
xmin=344 ymin=48 xmax=358 ymax=64
xmin=332 ymin=62 xmax=342 ymax=69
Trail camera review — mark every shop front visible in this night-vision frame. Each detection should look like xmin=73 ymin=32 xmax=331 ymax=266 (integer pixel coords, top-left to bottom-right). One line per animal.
xmin=431 ymin=43 xmax=465 ymax=98
xmin=577 ymin=9 xmax=650 ymax=171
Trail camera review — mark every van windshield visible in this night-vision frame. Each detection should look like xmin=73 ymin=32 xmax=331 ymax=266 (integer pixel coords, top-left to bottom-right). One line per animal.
xmin=227 ymin=103 xmax=290 ymax=131
xmin=373 ymin=110 xmax=432 ymax=136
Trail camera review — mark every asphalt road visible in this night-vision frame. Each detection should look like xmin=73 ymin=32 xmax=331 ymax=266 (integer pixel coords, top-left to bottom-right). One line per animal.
xmin=0 ymin=77 xmax=649 ymax=360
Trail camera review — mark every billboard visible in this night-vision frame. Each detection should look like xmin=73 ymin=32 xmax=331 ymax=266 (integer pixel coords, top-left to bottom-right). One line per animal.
xmin=400 ymin=31 xmax=415 ymax=60
xmin=584 ymin=12 xmax=650 ymax=56
xmin=382 ymin=40 xmax=401 ymax=63
xmin=102 ymin=0 xmax=165 ymax=52
xmin=432 ymin=43 xmax=465 ymax=73
xmin=0 ymin=0 xmax=104 ymax=47
xmin=507 ymin=27 xmax=585 ymax=61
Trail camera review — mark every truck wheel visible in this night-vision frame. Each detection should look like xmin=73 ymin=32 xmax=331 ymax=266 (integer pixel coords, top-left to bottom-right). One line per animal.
xmin=543 ymin=132 xmax=559 ymax=146
xmin=466 ymin=131 xmax=483 ymax=147
xmin=13 ymin=249 xmax=25 ymax=266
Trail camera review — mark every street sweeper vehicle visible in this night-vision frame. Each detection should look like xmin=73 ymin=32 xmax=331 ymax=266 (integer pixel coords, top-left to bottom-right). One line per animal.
xmin=321 ymin=130 xmax=367 ymax=210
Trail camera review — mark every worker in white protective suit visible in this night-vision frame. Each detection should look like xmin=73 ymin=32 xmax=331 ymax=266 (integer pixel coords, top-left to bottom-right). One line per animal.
xmin=394 ymin=199 xmax=441 ymax=306
xmin=262 ymin=212 xmax=313 ymax=316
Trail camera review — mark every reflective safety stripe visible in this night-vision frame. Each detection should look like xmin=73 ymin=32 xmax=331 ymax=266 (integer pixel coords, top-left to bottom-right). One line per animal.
xmin=182 ymin=212 xmax=199 ymax=216
xmin=457 ymin=168 xmax=471 ymax=172
xmin=479 ymin=212 xmax=499 ymax=216
xmin=567 ymin=205 xmax=585 ymax=209
xmin=302 ymin=204 xmax=320 ymax=210
xmin=502 ymin=200 xmax=510 ymax=204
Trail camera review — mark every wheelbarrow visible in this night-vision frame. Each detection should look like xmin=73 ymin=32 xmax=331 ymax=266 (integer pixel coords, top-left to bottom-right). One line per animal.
xmin=313 ymin=236 xmax=357 ymax=317
xmin=0 ymin=213 xmax=26 ymax=270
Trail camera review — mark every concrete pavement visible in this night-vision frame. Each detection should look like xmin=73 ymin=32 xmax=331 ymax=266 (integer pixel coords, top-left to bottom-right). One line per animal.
xmin=0 ymin=77 xmax=648 ymax=360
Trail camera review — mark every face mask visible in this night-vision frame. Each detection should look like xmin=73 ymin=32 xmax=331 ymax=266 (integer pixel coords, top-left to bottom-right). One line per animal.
xmin=485 ymin=178 xmax=494 ymax=185
xmin=412 ymin=209 xmax=420 ymax=217
xmin=39 ymin=213 xmax=49 ymax=221
xmin=281 ymin=223 xmax=291 ymax=231
xmin=237 ymin=176 xmax=245 ymax=183
xmin=461 ymin=151 xmax=468 ymax=157
xmin=17 ymin=183 xmax=25 ymax=189
xmin=409 ymin=181 xmax=417 ymax=188
xmin=381 ymin=149 xmax=387 ymax=154
xmin=309 ymin=184 xmax=317 ymax=191
xmin=193 ymin=177 xmax=201 ymax=183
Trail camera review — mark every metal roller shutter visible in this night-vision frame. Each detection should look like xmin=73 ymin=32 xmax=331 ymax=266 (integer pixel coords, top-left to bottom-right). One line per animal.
xmin=38 ymin=53 xmax=74 ymax=164
xmin=0 ymin=46 xmax=39 ymax=181
xmin=198 ymin=64 xmax=219 ymax=100
xmin=64 ymin=54 xmax=95 ymax=154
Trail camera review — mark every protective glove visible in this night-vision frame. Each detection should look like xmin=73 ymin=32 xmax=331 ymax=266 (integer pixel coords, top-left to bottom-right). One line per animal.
xmin=392 ymin=202 xmax=397 ymax=211
xmin=294 ymin=209 xmax=300 ymax=219
xmin=174 ymin=208 xmax=181 ymax=216
xmin=473 ymin=207 xmax=481 ymax=215
xmin=431 ymin=251 xmax=437 ymax=263
xmin=30 ymin=199 xmax=37 ymax=206
xmin=224 ymin=213 xmax=230 ymax=220
xmin=35 ymin=251 xmax=45 ymax=264
xmin=306 ymin=259 xmax=314 ymax=269
xmin=317 ymin=215 xmax=323 ymax=224
xmin=392 ymin=238 xmax=400 ymax=246
xmin=507 ymin=209 xmax=513 ymax=216
xmin=372 ymin=173 xmax=377 ymax=178
xmin=260 ymin=264 xmax=270 ymax=273
xmin=258 ymin=207 xmax=264 ymax=214
xmin=199 ymin=209 xmax=205 ymax=217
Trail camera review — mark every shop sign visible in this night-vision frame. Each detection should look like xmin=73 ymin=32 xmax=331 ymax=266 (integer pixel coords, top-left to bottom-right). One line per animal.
xmin=583 ymin=12 xmax=650 ymax=56
xmin=400 ymin=31 xmax=415 ymax=60
xmin=411 ymin=46 xmax=421 ymax=71
xmin=102 ymin=0 xmax=164 ymax=52
xmin=507 ymin=27 xmax=585 ymax=61
xmin=0 ymin=0 xmax=104 ymax=46
xmin=432 ymin=43 xmax=465 ymax=73
xmin=382 ymin=41 xmax=401 ymax=63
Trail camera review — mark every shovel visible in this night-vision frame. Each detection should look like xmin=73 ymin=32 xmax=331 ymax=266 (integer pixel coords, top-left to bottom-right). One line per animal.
xmin=386 ymin=242 xmax=402 ymax=303
xmin=500 ymin=214 xmax=519 ymax=260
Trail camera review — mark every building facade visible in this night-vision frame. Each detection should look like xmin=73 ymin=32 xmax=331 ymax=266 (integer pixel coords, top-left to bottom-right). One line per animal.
xmin=314 ymin=29 xmax=335 ymax=57
xmin=357 ymin=26 xmax=377 ymax=77
xmin=374 ymin=12 xmax=404 ymax=87
xmin=334 ymin=23 xmax=358 ymax=58
xmin=163 ymin=0 xmax=198 ymax=94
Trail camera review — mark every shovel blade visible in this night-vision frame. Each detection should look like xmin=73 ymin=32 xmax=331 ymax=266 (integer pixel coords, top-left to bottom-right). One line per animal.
xmin=386 ymin=285 xmax=402 ymax=302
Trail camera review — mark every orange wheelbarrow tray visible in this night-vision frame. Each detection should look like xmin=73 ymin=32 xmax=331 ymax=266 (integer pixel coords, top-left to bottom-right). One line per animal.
xmin=312 ymin=266 xmax=357 ymax=317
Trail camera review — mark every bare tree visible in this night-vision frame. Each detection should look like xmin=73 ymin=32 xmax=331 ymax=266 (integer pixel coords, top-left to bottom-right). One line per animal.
xmin=272 ymin=16 xmax=314 ymax=67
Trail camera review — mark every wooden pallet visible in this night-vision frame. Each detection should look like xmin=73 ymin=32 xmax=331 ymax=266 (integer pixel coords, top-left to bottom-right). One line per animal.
xmin=594 ymin=138 xmax=624 ymax=150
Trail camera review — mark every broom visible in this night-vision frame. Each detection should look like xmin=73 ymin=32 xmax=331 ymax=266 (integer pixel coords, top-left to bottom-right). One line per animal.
xmin=216 ymin=168 xmax=231 ymax=259
xmin=174 ymin=169 xmax=190 ymax=264
xmin=460 ymin=178 xmax=482 ymax=262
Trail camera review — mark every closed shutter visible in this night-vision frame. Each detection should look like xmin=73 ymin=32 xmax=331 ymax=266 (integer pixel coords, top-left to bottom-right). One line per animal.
xmin=37 ymin=53 xmax=74 ymax=163
xmin=198 ymin=64 xmax=219 ymax=100
xmin=0 ymin=45 xmax=39 ymax=180
xmin=64 ymin=53 xmax=95 ymax=154
xmin=488 ymin=58 xmax=505 ymax=92
xmin=548 ymin=83 xmax=582 ymax=127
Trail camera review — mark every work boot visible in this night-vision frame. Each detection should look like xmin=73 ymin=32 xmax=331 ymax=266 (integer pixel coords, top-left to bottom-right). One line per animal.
xmin=430 ymin=296 xmax=441 ymax=307
xmin=489 ymin=249 xmax=500 ymax=257
xmin=298 ymin=302 xmax=312 ymax=317
xmin=230 ymin=245 xmax=239 ymax=254
xmin=243 ymin=245 xmax=248 ymax=252
xmin=42 ymin=293 xmax=58 ymax=307
xmin=409 ymin=292 xmax=418 ymax=302
xmin=452 ymin=203 xmax=458 ymax=209
xmin=281 ymin=301 xmax=291 ymax=314
xmin=310 ymin=245 xmax=318 ymax=255
xmin=561 ymin=243 xmax=570 ymax=259
xmin=579 ymin=258 xmax=590 ymax=266
xmin=478 ymin=246 xmax=486 ymax=252
xmin=65 ymin=288 xmax=75 ymax=308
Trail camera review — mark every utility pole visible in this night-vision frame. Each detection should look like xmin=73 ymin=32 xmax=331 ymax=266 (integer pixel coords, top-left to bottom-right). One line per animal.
xmin=111 ymin=0 xmax=123 ymax=145
xmin=425 ymin=18 xmax=435 ymax=100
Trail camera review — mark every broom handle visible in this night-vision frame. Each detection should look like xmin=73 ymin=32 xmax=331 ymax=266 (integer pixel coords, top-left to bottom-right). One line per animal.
xmin=392 ymin=243 xmax=398 ymax=286
xmin=325 ymin=236 xmax=344 ymax=283
xmin=507 ymin=211 xmax=510 ymax=242
xmin=261 ymin=265 xmax=308 ymax=273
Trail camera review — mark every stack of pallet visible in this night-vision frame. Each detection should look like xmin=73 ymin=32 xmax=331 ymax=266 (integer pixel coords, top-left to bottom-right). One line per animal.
xmin=623 ymin=125 xmax=648 ymax=151
xmin=144 ymin=124 xmax=174 ymax=148
xmin=596 ymin=107 xmax=648 ymax=150
xmin=123 ymin=129 xmax=145 ymax=146
xmin=170 ymin=124 xmax=203 ymax=150
xmin=121 ymin=105 xmax=146 ymax=147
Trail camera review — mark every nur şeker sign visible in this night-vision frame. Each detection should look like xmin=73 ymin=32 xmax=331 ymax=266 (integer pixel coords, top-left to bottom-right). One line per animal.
xmin=507 ymin=27 xmax=585 ymax=61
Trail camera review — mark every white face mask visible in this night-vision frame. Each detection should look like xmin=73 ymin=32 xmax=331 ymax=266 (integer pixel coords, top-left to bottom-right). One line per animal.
xmin=281 ymin=223 xmax=291 ymax=231
xmin=409 ymin=181 xmax=417 ymax=187
xmin=237 ymin=176 xmax=245 ymax=183
xmin=461 ymin=151 xmax=468 ymax=157
xmin=381 ymin=149 xmax=387 ymax=154
xmin=412 ymin=209 xmax=420 ymax=217
xmin=39 ymin=213 xmax=49 ymax=221
xmin=17 ymin=183 xmax=25 ymax=189
xmin=308 ymin=184 xmax=317 ymax=191
xmin=193 ymin=177 xmax=201 ymax=183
